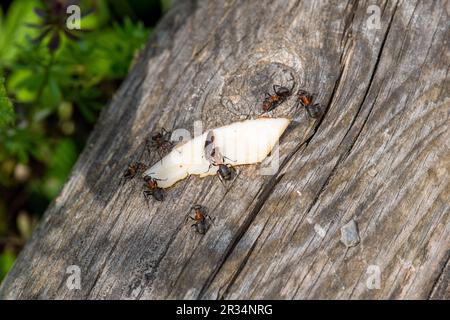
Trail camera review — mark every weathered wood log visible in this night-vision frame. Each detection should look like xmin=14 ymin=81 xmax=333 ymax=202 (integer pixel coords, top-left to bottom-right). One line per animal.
xmin=0 ymin=0 xmax=448 ymax=299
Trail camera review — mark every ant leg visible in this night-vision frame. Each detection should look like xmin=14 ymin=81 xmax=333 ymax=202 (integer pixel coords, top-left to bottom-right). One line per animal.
xmin=306 ymin=106 xmax=314 ymax=118
xmin=163 ymin=129 xmax=174 ymax=146
xmin=143 ymin=190 xmax=153 ymax=200
xmin=230 ymin=165 xmax=239 ymax=183
xmin=242 ymin=109 xmax=252 ymax=120
xmin=291 ymin=100 xmax=305 ymax=121
xmin=157 ymin=148 xmax=165 ymax=164
xmin=217 ymin=171 xmax=227 ymax=188
xmin=288 ymin=72 xmax=296 ymax=91
xmin=191 ymin=223 xmax=201 ymax=234
xmin=122 ymin=167 xmax=133 ymax=180
xmin=144 ymin=138 xmax=153 ymax=157
xmin=118 ymin=175 xmax=127 ymax=187
xmin=289 ymin=80 xmax=296 ymax=93
xmin=141 ymin=190 xmax=153 ymax=211
xmin=293 ymin=100 xmax=301 ymax=110
xmin=205 ymin=214 xmax=215 ymax=225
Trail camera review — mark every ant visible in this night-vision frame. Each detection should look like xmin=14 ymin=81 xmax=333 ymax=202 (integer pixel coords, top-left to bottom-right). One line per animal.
xmin=123 ymin=162 xmax=148 ymax=180
xmin=187 ymin=205 xmax=214 ymax=235
xmin=142 ymin=176 xmax=164 ymax=201
xmin=296 ymin=89 xmax=322 ymax=118
xmin=204 ymin=131 xmax=236 ymax=185
xmin=262 ymin=84 xmax=295 ymax=113
xmin=148 ymin=128 xmax=174 ymax=160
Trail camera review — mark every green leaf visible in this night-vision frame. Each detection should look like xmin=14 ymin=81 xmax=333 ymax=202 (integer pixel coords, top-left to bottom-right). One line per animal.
xmin=0 ymin=250 xmax=15 ymax=282
xmin=0 ymin=77 xmax=15 ymax=128
xmin=40 ymin=75 xmax=62 ymax=109
xmin=7 ymin=69 xmax=41 ymax=102
xmin=0 ymin=0 xmax=40 ymax=67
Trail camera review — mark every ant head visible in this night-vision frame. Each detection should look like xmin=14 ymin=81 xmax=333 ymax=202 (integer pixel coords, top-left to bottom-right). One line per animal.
xmin=219 ymin=163 xmax=227 ymax=169
xmin=144 ymin=175 xmax=157 ymax=185
xmin=151 ymin=132 xmax=162 ymax=140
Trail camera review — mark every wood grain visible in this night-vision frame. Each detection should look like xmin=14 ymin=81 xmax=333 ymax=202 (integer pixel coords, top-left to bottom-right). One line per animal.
xmin=0 ymin=0 xmax=448 ymax=299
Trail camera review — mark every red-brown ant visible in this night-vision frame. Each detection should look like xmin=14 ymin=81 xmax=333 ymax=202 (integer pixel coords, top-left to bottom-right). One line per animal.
xmin=204 ymin=131 xmax=236 ymax=185
xmin=123 ymin=162 xmax=148 ymax=180
xmin=143 ymin=175 xmax=164 ymax=201
xmin=262 ymin=84 xmax=295 ymax=113
xmin=187 ymin=205 xmax=213 ymax=235
xmin=149 ymin=128 xmax=174 ymax=159
xmin=296 ymin=89 xmax=322 ymax=118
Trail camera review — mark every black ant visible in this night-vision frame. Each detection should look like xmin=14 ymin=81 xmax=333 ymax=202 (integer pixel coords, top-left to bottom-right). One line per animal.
xmin=149 ymin=128 xmax=174 ymax=159
xmin=204 ymin=131 xmax=236 ymax=185
xmin=262 ymin=84 xmax=295 ymax=113
xmin=187 ymin=205 xmax=213 ymax=235
xmin=142 ymin=176 xmax=164 ymax=201
xmin=123 ymin=162 xmax=148 ymax=180
xmin=296 ymin=89 xmax=322 ymax=118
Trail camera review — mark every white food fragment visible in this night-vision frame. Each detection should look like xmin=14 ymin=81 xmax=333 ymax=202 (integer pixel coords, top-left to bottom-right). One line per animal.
xmin=142 ymin=117 xmax=291 ymax=188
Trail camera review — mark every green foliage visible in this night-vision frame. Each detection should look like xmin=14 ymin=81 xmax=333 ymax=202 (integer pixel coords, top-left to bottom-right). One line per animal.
xmin=0 ymin=0 xmax=162 ymax=283
xmin=0 ymin=0 xmax=40 ymax=67
xmin=0 ymin=77 xmax=14 ymax=128
xmin=0 ymin=1 xmax=151 ymax=188
xmin=0 ymin=250 xmax=15 ymax=281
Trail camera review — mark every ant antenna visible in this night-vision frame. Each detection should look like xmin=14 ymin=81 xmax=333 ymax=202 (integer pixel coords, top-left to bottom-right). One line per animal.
xmin=222 ymin=155 xmax=237 ymax=163
xmin=288 ymin=71 xmax=296 ymax=91
xmin=144 ymin=173 xmax=167 ymax=181
xmin=202 ymin=162 xmax=216 ymax=174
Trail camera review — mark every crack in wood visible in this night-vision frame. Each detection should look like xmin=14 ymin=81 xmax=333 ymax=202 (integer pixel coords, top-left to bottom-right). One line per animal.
xmin=197 ymin=173 xmax=285 ymax=298
xmin=428 ymin=249 xmax=450 ymax=299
